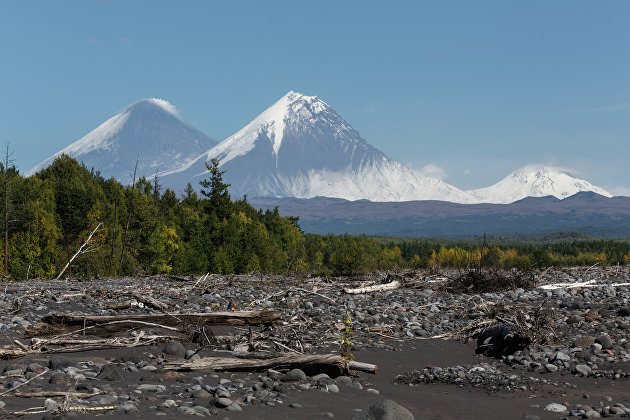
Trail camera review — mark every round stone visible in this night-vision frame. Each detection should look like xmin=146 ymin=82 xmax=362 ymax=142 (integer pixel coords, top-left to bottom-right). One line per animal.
xmin=281 ymin=368 xmax=307 ymax=382
xmin=544 ymin=403 xmax=568 ymax=413
xmin=162 ymin=341 xmax=186 ymax=357
xmin=215 ymin=397 xmax=232 ymax=408
xmin=595 ymin=335 xmax=613 ymax=350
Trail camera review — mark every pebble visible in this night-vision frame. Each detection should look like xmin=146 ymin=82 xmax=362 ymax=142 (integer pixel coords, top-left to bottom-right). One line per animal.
xmin=48 ymin=355 xmax=73 ymax=370
xmin=282 ymin=368 xmax=307 ymax=382
xmin=136 ymin=384 xmax=167 ymax=393
xmin=574 ymin=364 xmax=591 ymax=376
xmin=595 ymin=335 xmax=614 ymax=349
xmin=216 ymin=397 xmax=233 ymax=407
xmin=226 ymin=403 xmax=243 ymax=411
xmin=160 ymin=399 xmax=177 ymax=408
xmin=192 ymin=389 xmax=211 ymax=399
xmin=162 ymin=341 xmax=186 ymax=357
xmin=327 ymin=384 xmax=340 ymax=393
xmin=544 ymin=403 xmax=568 ymax=413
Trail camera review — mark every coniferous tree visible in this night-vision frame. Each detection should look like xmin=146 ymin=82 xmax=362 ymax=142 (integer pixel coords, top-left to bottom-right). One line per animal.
xmin=199 ymin=158 xmax=231 ymax=219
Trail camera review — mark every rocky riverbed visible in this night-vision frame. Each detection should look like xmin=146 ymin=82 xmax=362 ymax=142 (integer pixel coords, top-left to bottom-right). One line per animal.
xmin=0 ymin=266 xmax=629 ymax=419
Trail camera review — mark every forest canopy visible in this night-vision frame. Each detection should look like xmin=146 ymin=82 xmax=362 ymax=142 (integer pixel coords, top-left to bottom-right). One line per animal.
xmin=1 ymin=155 xmax=629 ymax=280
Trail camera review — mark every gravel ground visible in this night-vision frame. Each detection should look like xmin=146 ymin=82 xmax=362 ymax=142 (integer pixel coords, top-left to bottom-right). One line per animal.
xmin=0 ymin=266 xmax=628 ymax=419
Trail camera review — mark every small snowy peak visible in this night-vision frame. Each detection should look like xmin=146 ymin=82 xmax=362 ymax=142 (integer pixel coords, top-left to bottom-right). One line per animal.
xmin=469 ymin=165 xmax=612 ymax=204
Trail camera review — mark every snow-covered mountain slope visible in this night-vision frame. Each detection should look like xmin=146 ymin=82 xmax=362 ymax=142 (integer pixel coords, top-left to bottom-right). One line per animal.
xmin=161 ymin=91 xmax=471 ymax=202
xmin=28 ymin=92 xmax=613 ymax=204
xmin=468 ymin=165 xmax=612 ymax=204
xmin=26 ymin=99 xmax=217 ymax=184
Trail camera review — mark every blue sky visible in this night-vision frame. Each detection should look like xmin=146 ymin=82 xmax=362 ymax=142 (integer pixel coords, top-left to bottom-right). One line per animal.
xmin=1 ymin=1 xmax=629 ymax=193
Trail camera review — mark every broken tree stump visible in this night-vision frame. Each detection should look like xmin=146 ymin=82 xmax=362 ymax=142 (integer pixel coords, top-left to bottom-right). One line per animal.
xmin=164 ymin=353 xmax=378 ymax=377
xmin=26 ymin=310 xmax=281 ymax=337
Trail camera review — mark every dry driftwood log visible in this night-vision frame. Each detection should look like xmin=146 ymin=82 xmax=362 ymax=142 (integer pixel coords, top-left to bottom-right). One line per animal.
xmin=129 ymin=291 xmax=169 ymax=310
xmin=164 ymin=353 xmax=377 ymax=377
xmin=14 ymin=391 xmax=105 ymax=398
xmin=343 ymin=280 xmax=401 ymax=294
xmin=0 ymin=334 xmax=180 ymax=359
xmin=26 ymin=310 xmax=281 ymax=337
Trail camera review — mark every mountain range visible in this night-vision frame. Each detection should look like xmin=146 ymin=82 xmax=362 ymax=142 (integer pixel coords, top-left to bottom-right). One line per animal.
xmin=249 ymin=192 xmax=630 ymax=238
xmin=27 ymin=91 xmax=614 ymax=204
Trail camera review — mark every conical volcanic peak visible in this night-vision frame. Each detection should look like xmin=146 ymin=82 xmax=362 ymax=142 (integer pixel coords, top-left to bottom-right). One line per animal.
xmin=161 ymin=91 xmax=471 ymax=202
xmin=26 ymin=98 xmax=217 ymax=184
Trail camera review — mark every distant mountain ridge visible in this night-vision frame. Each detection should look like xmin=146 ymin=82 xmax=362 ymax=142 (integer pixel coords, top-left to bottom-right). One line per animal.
xmin=249 ymin=192 xmax=630 ymax=238
xmin=27 ymin=92 xmax=614 ymax=204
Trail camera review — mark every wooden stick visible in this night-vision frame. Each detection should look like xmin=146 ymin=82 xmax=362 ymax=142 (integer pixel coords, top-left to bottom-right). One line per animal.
xmin=56 ymin=223 xmax=103 ymax=280
xmin=14 ymin=390 xmax=105 ymax=398
xmin=10 ymin=405 xmax=116 ymax=416
xmin=0 ymin=368 xmax=47 ymax=396
xmin=272 ymin=340 xmax=303 ymax=354
xmin=39 ymin=311 xmax=280 ymax=328
xmin=291 ymin=287 xmax=337 ymax=303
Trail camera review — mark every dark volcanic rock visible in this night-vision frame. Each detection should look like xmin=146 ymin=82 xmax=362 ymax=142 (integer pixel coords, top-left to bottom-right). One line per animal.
xmin=98 ymin=364 xmax=131 ymax=381
xmin=48 ymin=356 xmax=74 ymax=370
xmin=162 ymin=341 xmax=186 ymax=358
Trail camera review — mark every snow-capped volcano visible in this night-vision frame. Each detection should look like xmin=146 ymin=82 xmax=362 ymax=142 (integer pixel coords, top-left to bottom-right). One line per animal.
xmin=161 ymin=91 xmax=471 ymax=202
xmin=28 ymin=92 xmax=613 ymax=204
xmin=26 ymin=98 xmax=217 ymax=184
xmin=468 ymin=165 xmax=612 ymax=204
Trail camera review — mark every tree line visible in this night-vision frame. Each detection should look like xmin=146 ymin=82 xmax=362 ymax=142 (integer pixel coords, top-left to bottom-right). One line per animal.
xmin=1 ymin=154 xmax=629 ymax=280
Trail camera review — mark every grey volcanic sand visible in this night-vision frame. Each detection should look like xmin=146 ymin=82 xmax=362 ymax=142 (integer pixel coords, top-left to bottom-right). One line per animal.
xmin=1 ymin=341 xmax=627 ymax=419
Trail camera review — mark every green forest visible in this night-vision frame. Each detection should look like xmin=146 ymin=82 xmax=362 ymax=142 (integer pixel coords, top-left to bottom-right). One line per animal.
xmin=1 ymin=155 xmax=629 ymax=280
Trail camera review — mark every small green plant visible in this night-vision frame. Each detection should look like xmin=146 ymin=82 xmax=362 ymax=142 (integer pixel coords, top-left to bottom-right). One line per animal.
xmin=339 ymin=308 xmax=354 ymax=361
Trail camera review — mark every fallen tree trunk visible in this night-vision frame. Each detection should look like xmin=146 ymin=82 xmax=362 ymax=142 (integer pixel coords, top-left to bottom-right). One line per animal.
xmin=164 ymin=353 xmax=377 ymax=377
xmin=343 ymin=280 xmax=401 ymax=294
xmin=27 ymin=310 xmax=280 ymax=337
